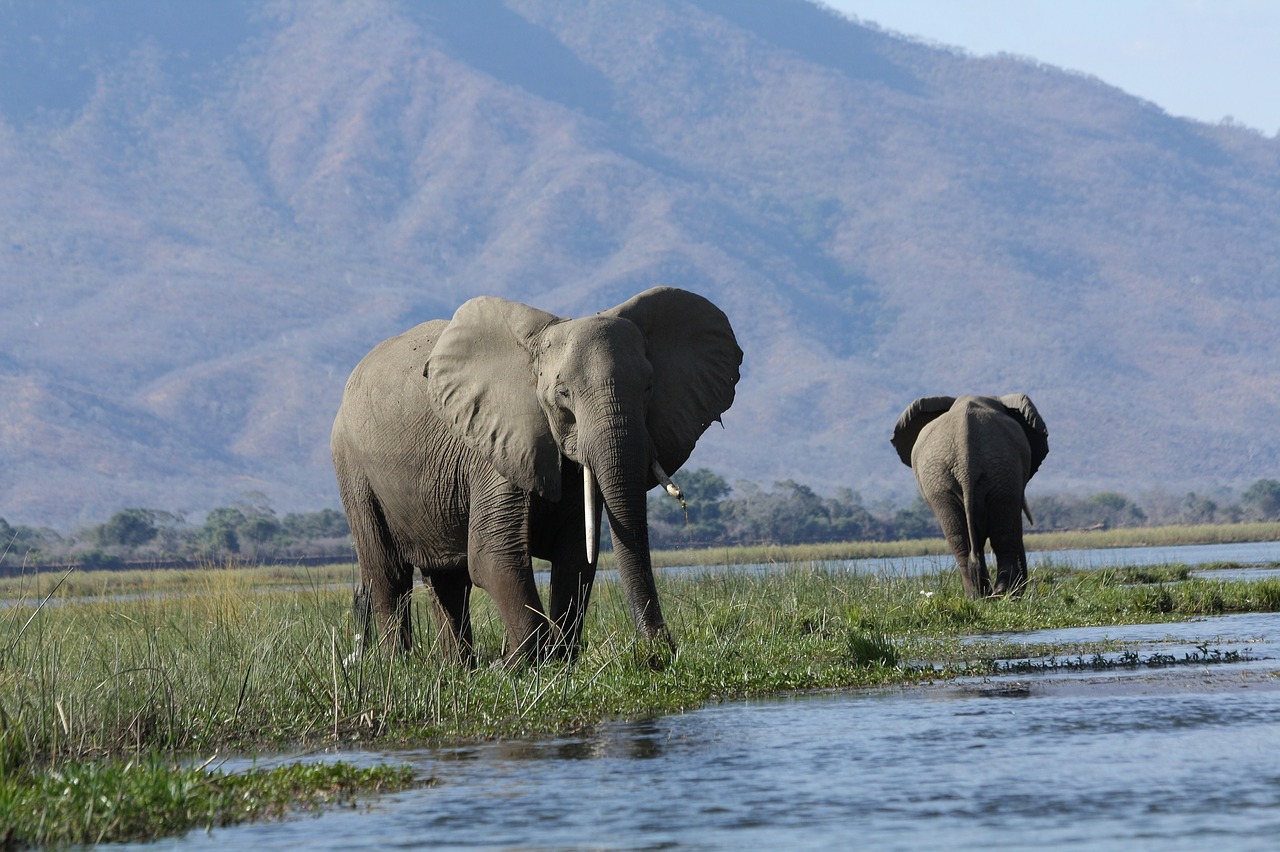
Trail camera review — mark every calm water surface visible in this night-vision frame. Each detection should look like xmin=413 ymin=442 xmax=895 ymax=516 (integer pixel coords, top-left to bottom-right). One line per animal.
xmin=142 ymin=602 xmax=1280 ymax=850
xmin=816 ymin=538 xmax=1280 ymax=579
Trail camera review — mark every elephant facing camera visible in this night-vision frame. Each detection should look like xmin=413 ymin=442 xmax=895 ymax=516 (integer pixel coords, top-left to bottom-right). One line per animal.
xmin=332 ymin=286 xmax=742 ymax=665
xmin=891 ymin=394 xmax=1049 ymax=599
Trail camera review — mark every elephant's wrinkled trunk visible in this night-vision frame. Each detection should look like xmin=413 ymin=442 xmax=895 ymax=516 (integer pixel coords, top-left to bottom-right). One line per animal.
xmin=582 ymin=416 xmax=668 ymax=645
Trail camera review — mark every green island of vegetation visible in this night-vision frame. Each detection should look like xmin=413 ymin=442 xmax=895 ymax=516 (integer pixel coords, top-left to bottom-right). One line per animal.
xmin=2 ymin=519 xmax=1279 ymax=844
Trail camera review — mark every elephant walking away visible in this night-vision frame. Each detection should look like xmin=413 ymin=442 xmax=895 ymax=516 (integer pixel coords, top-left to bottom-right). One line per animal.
xmin=891 ymin=394 xmax=1049 ymax=598
xmin=332 ymin=287 xmax=742 ymax=663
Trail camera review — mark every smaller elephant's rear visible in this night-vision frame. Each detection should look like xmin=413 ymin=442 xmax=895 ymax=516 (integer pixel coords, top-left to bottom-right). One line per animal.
xmin=891 ymin=394 xmax=1049 ymax=598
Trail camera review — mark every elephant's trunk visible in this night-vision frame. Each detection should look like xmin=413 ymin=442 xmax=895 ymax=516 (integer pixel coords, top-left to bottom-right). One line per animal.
xmin=582 ymin=416 xmax=668 ymax=644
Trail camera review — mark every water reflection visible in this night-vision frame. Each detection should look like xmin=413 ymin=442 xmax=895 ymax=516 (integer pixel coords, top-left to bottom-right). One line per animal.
xmin=138 ymin=610 xmax=1280 ymax=851
xmin=447 ymin=722 xmax=671 ymax=763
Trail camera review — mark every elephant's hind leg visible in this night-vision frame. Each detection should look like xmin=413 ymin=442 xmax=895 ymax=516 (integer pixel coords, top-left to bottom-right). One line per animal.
xmin=338 ymin=473 xmax=415 ymax=652
xmin=989 ymin=496 xmax=1029 ymax=597
xmin=423 ymin=568 xmax=474 ymax=665
xmin=362 ymin=552 xmax=415 ymax=653
xmin=927 ymin=492 xmax=990 ymax=598
xmin=991 ymin=536 xmax=1029 ymax=597
xmin=965 ymin=551 xmax=993 ymax=599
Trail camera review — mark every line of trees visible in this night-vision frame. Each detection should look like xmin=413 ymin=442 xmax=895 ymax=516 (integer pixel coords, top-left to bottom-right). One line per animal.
xmin=645 ymin=470 xmax=1280 ymax=550
xmin=4 ymin=476 xmax=1280 ymax=569
xmin=0 ymin=493 xmax=350 ymax=570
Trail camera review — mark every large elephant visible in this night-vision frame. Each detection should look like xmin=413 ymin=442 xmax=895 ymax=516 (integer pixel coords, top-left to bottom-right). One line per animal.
xmin=331 ymin=286 xmax=741 ymax=663
xmin=891 ymin=394 xmax=1049 ymax=598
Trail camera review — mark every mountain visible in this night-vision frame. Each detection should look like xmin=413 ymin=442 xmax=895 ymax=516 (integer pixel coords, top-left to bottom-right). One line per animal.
xmin=2 ymin=0 xmax=1279 ymax=529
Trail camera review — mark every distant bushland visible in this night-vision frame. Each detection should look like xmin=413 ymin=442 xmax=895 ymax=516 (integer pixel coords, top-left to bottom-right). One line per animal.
xmin=5 ymin=474 xmax=1279 ymax=571
xmin=645 ymin=470 xmax=1280 ymax=550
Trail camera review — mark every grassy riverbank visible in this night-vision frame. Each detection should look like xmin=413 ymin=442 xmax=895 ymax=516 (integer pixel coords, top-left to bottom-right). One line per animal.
xmin=0 ymin=760 xmax=420 ymax=846
xmin=2 ymin=534 xmax=1279 ymax=843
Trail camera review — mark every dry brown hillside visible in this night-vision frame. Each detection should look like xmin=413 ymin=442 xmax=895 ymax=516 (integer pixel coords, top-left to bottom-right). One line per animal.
xmin=2 ymin=0 xmax=1278 ymax=527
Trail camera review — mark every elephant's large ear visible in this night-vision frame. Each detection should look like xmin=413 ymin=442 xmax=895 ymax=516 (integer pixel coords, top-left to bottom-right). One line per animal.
xmin=425 ymin=296 xmax=564 ymax=500
xmin=998 ymin=393 xmax=1050 ymax=479
xmin=890 ymin=396 xmax=956 ymax=467
xmin=604 ymin=287 xmax=743 ymax=477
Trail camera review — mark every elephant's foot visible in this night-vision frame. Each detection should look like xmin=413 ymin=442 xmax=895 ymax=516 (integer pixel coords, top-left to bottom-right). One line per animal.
xmin=632 ymin=627 xmax=677 ymax=671
xmin=434 ymin=636 xmax=476 ymax=669
xmin=497 ymin=621 xmax=563 ymax=667
xmin=960 ymin=569 xmax=992 ymax=599
xmin=547 ymin=636 xmax=584 ymax=664
xmin=993 ymin=562 xmax=1029 ymax=598
xmin=992 ymin=577 xmax=1028 ymax=598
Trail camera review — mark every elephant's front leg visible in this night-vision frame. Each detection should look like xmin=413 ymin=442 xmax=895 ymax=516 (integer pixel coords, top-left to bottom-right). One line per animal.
xmin=471 ymin=550 xmax=550 ymax=663
xmin=468 ymin=491 xmax=552 ymax=663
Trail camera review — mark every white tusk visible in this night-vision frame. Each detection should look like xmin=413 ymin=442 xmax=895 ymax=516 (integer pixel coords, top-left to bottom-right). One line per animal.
xmin=651 ymin=460 xmax=683 ymax=501
xmin=584 ymin=463 xmax=602 ymax=565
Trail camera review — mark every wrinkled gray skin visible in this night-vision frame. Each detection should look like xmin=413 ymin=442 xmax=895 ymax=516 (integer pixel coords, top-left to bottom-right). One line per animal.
xmin=331 ymin=287 xmax=741 ymax=664
xmin=891 ymin=395 xmax=1049 ymax=598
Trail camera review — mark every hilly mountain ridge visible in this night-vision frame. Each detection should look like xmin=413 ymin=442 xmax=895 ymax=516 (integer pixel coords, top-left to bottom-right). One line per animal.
xmin=2 ymin=0 xmax=1279 ymax=528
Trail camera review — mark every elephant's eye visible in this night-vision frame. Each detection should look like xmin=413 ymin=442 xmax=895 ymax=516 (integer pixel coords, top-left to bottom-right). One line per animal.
xmin=555 ymin=386 xmax=571 ymax=405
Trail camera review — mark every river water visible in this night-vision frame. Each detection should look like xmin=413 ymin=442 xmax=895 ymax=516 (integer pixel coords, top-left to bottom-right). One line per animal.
xmin=808 ymin=538 xmax=1280 ymax=579
xmin=129 ymin=544 xmax=1280 ymax=850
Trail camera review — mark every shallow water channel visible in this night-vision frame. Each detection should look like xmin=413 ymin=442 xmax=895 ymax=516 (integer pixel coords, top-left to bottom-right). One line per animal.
xmin=138 ymin=545 xmax=1280 ymax=850
xmin=799 ymin=538 xmax=1280 ymax=580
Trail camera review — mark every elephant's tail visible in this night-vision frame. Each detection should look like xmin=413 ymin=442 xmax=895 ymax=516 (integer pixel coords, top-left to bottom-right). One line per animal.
xmin=963 ymin=482 xmax=983 ymax=564
xmin=1022 ymin=497 xmax=1035 ymax=526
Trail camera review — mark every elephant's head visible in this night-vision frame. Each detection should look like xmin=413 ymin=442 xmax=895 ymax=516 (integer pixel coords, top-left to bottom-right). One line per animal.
xmin=891 ymin=394 xmax=1050 ymax=477
xmin=423 ymin=286 xmax=742 ymax=641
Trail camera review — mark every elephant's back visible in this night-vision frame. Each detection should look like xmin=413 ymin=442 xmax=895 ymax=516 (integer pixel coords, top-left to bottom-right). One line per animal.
xmin=332 ymin=320 xmax=449 ymax=447
xmin=331 ymin=319 xmax=479 ymax=565
xmin=954 ymin=399 xmax=1032 ymax=475
xmin=913 ymin=399 xmax=1010 ymax=470
xmin=354 ymin=320 xmax=448 ymax=384
xmin=912 ymin=416 xmax=961 ymax=483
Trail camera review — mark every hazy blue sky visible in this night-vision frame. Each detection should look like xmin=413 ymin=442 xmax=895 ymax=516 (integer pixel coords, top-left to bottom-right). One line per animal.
xmin=824 ymin=1 xmax=1280 ymax=135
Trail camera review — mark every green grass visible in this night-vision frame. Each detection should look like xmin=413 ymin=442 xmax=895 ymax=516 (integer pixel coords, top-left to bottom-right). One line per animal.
xmin=0 ymin=757 xmax=422 ymax=846
xmin=2 ymin=545 xmax=1279 ymax=842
